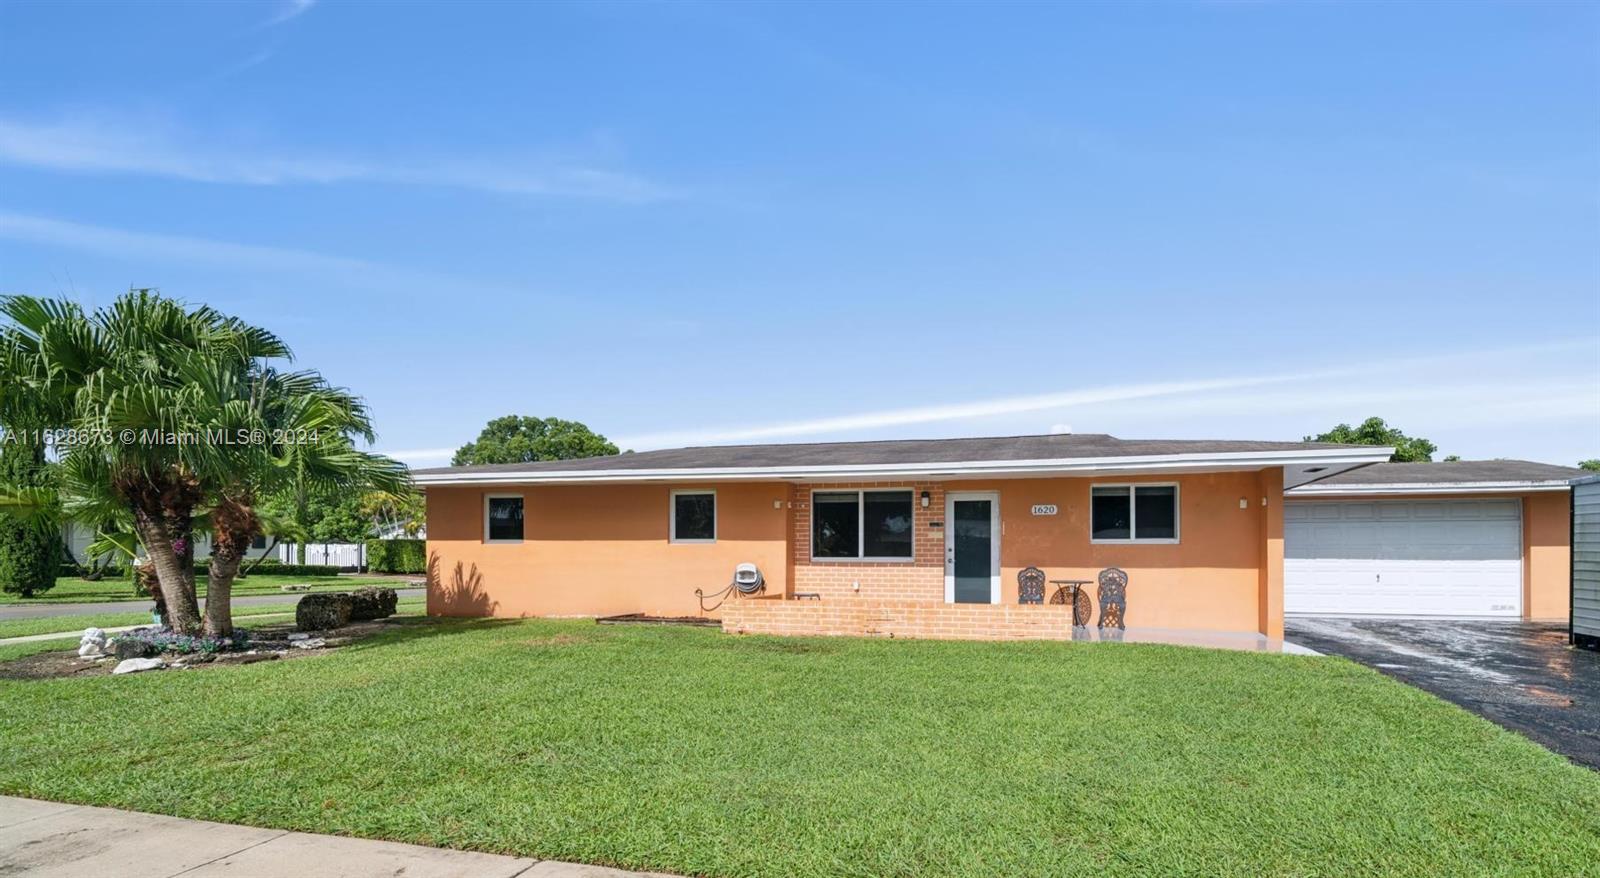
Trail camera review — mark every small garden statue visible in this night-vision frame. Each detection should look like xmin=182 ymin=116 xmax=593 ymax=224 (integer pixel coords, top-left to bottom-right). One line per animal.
xmin=78 ymin=627 xmax=108 ymax=658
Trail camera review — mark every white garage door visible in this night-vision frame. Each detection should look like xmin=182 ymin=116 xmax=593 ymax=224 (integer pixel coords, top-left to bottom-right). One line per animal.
xmin=1285 ymin=500 xmax=1522 ymax=618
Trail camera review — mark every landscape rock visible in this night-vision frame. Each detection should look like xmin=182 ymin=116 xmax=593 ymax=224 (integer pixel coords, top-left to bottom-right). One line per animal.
xmin=112 ymin=637 xmax=157 ymax=659
xmin=286 ymin=632 xmax=312 ymax=641
xmin=280 ymin=583 xmax=311 ymax=592
xmin=296 ymin=593 xmax=353 ymax=631
xmin=350 ymin=586 xmax=398 ymax=621
xmin=215 ymin=651 xmax=279 ymax=665
xmin=290 ymin=638 xmax=326 ymax=649
xmin=112 ymin=657 xmax=165 ymax=675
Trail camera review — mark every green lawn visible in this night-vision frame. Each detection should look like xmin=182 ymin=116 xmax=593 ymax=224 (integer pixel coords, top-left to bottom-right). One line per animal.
xmin=0 ymin=574 xmax=409 ymax=605
xmin=0 ymin=598 xmax=427 ymax=640
xmin=1 ymin=621 xmax=1596 ymax=877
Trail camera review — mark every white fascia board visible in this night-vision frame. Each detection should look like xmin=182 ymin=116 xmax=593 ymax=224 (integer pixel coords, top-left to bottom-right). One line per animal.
xmin=1287 ymin=480 xmax=1575 ymax=497
xmin=413 ymin=447 xmax=1395 ymax=487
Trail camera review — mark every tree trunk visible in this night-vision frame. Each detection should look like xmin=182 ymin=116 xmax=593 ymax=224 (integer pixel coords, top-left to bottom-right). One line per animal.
xmin=131 ymin=510 xmax=201 ymax=633
xmin=203 ymin=535 xmax=243 ymax=638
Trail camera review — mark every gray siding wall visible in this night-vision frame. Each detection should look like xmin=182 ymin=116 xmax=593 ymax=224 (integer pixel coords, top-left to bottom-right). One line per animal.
xmin=1575 ymin=481 xmax=1600 ymax=638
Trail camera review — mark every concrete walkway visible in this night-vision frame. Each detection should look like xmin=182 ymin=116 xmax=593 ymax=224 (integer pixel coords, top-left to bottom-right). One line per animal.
xmin=0 ymin=588 xmax=424 ymax=621
xmin=0 ymin=796 xmax=676 ymax=877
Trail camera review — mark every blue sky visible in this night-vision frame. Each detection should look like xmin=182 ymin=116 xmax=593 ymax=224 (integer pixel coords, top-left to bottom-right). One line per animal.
xmin=0 ymin=0 xmax=1595 ymax=466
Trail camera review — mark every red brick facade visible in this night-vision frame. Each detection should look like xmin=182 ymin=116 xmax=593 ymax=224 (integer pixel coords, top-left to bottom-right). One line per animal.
xmin=787 ymin=482 xmax=946 ymax=602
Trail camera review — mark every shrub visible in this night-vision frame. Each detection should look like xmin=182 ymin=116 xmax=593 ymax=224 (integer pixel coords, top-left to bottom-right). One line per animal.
xmin=58 ymin=563 xmax=128 ymax=579
xmin=199 ymin=559 xmax=341 ymax=577
xmin=0 ymin=448 xmax=60 ymax=597
xmin=296 ymin=593 xmax=353 ymax=631
xmin=351 ymin=586 xmax=398 ymax=620
xmin=111 ymin=626 xmax=252 ymax=656
xmin=366 ymin=539 xmax=425 ymax=574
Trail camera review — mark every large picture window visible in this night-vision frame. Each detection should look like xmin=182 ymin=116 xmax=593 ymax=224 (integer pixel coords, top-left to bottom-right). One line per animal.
xmin=1091 ymin=485 xmax=1178 ymax=543
xmin=812 ymin=490 xmax=914 ymax=560
xmin=671 ymin=491 xmax=716 ymax=543
xmin=485 ymin=494 xmax=524 ymax=543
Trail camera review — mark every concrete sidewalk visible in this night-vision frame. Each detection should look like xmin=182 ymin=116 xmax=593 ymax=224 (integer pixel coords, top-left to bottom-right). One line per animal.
xmin=0 ymin=615 xmax=294 ymax=646
xmin=0 ymin=588 xmax=425 ymax=621
xmin=0 ymin=796 xmax=675 ymax=878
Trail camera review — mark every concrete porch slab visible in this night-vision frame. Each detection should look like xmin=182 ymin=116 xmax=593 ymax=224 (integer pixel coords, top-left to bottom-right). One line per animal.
xmin=1068 ymin=625 xmax=1321 ymax=655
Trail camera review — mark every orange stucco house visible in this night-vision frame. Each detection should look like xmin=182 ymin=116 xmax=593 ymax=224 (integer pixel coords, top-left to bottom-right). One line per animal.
xmin=416 ymin=434 xmax=1584 ymax=641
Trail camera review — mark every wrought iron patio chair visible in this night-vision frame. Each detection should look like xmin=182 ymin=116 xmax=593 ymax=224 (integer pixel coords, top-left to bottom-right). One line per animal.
xmin=1017 ymin=566 xmax=1046 ymax=605
xmin=1097 ymin=567 xmax=1128 ymax=630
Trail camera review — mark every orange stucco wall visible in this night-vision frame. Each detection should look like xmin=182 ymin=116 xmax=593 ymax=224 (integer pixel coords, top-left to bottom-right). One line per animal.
xmin=425 ymin=482 xmax=791 ymax=618
xmin=426 ymin=470 xmax=1286 ymax=635
xmin=1524 ymin=492 xmax=1571 ymax=621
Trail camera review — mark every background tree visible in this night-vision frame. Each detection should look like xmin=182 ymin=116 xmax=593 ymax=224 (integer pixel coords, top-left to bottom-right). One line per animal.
xmin=360 ymin=487 xmax=425 ymax=537
xmin=1306 ymin=417 xmax=1437 ymax=462
xmin=452 ymin=415 xmax=619 ymax=466
xmin=0 ymin=441 xmax=61 ymax=597
xmin=1581 ymin=460 xmax=1600 ymax=472
xmin=260 ymin=490 xmax=374 ymax=545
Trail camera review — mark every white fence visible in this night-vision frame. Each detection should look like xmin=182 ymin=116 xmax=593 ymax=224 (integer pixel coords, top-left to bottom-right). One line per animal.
xmin=277 ymin=542 xmax=366 ymax=570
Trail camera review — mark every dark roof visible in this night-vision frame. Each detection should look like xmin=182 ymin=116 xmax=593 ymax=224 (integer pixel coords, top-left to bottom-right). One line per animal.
xmin=1308 ymin=460 xmax=1591 ymax=486
xmin=414 ymin=433 xmax=1369 ymax=475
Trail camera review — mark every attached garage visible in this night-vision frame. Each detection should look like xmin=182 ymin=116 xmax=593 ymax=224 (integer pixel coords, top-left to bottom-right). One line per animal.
xmin=1285 ymin=460 xmax=1586 ymax=621
xmin=1285 ymin=499 xmax=1522 ymax=617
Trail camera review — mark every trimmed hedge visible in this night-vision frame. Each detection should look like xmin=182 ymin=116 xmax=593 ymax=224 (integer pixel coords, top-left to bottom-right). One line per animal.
xmin=197 ymin=559 xmax=342 ymax=577
xmin=366 ymin=539 xmax=425 ymax=574
xmin=59 ymin=564 xmax=129 ymax=579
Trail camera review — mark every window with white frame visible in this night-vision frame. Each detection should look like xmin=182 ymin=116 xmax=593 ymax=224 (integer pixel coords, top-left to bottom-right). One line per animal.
xmin=812 ymin=489 xmax=914 ymax=560
xmin=484 ymin=494 xmax=524 ymax=543
xmin=1091 ymin=485 xmax=1178 ymax=543
xmin=670 ymin=490 xmax=716 ymax=543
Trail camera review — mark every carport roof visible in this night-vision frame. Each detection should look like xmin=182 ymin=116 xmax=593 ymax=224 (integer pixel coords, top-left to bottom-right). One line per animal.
xmin=412 ymin=432 xmax=1391 ymax=487
xmin=1291 ymin=460 xmax=1590 ymax=495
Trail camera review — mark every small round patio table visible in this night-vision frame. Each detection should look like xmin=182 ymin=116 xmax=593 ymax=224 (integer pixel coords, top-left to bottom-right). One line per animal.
xmin=1049 ymin=580 xmax=1094 ymax=627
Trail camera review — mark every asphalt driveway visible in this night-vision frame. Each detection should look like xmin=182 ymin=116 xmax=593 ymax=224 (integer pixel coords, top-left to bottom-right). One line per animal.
xmin=1286 ymin=616 xmax=1600 ymax=770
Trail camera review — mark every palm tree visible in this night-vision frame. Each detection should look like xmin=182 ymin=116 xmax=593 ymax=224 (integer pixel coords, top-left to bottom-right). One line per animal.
xmin=188 ymin=363 xmax=406 ymax=636
xmin=0 ymin=289 xmax=406 ymax=635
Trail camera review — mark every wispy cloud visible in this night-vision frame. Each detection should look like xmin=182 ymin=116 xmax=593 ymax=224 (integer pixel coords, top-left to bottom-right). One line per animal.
xmin=0 ymin=113 xmax=679 ymax=203
xmin=612 ymin=373 xmax=1336 ymax=449
xmin=611 ymin=341 xmax=1600 ymax=450
xmin=265 ymin=0 xmax=317 ymax=27
xmin=0 ymin=210 xmax=374 ymax=275
xmin=375 ymin=447 xmax=457 ymax=466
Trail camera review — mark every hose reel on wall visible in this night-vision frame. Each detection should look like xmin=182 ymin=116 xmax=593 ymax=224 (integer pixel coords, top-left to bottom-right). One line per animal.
xmin=696 ymin=563 xmax=765 ymax=612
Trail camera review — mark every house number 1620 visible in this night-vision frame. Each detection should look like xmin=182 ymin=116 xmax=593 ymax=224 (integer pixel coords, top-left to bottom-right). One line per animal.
xmin=1030 ymin=504 xmax=1058 ymax=516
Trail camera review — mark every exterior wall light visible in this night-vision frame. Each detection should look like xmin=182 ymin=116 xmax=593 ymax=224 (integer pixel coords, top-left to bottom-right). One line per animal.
xmin=920 ymin=491 xmax=931 ymax=508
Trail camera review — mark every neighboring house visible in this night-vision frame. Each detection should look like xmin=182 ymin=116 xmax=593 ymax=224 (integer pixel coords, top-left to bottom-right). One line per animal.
xmin=60 ymin=521 xmax=277 ymax=567
xmin=1284 ymin=460 xmax=1590 ymax=621
xmin=1571 ymin=474 xmax=1600 ymax=650
xmin=416 ymin=433 xmax=1400 ymax=640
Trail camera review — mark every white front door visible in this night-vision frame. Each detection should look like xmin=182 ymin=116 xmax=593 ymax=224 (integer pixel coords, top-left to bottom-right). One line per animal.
xmin=1285 ymin=499 xmax=1523 ymax=617
xmin=945 ymin=491 xmax=1000 ymax=604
